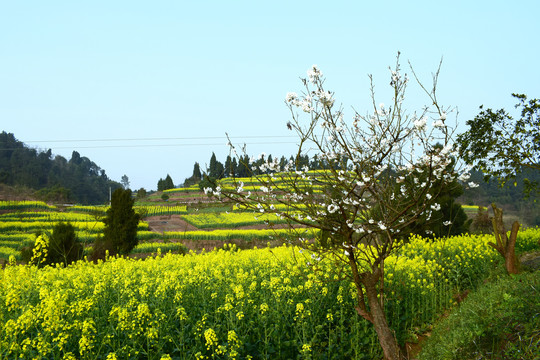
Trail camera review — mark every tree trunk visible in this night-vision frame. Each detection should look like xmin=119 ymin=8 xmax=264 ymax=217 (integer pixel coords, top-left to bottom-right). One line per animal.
xmin=489 ymin=204 xmax=521 ymax=274
xmin=363 ymin=281 xmax=403 ymax=360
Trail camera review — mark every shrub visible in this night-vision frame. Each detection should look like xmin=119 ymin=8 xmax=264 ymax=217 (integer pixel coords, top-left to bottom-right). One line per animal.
xmin=471 ymin=206 xmax=493 ymax=234
xmin=21 ymin=222 xmax=83 ymax=267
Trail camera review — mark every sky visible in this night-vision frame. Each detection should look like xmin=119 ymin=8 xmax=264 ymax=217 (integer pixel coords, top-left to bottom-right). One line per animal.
xmin=1 ymin=0 xmax=539 ymax=191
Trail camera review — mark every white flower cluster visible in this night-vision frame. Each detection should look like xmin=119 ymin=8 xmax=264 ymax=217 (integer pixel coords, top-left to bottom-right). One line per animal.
xmin=285 ymin=66 xmax=335 ymax=112
xmin=413 ymin=116 xmax=427 ymax=131
xmin=285 ymin=91 xmax=312 ymax=113
xmin=307 ymin=64 xmax=322 ymax=83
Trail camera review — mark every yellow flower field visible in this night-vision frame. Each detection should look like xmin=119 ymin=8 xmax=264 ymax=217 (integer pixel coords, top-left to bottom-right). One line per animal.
xmin=2 ymin=230 xmax=536 ymax=359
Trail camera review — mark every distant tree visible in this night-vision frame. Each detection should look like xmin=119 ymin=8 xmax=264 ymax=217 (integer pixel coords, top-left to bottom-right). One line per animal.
xmin=121 ymin=175 xmax=130 ymax=189
xmin=192 ymin=162 xmax=202 ymax=180
xmin=279 ymin=156 xmax=287 ymax=171
xmin=225 ymin=155 xmax=232 ymax=177
xmin=136 ymin=188 xmax=147 ymax=199
xmin=232 ymin=157 xmax=238 ymax=175
xmin=102 ymin=188 xmax=140 ymax=255
xmin=224 ymin=155 xmax=239 ymax=177
xmin=236 ymin=155 xmax=250 ymax=177
xmin=164 ymin=174 xmax=174 ymax=190
xmin=209 ymin=152 xmax=218 ymax=178
xmin=157 ymin=175 xmax=174 ymax=191
xmin=457 ymin=93 xmax=540 ymax=196
xmin=208 ymin=152 xmax=225 ymax=179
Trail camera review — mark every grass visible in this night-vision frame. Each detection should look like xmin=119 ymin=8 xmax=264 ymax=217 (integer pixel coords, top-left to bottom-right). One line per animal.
xmin=418 ymin=268 xmax=540 ymax=360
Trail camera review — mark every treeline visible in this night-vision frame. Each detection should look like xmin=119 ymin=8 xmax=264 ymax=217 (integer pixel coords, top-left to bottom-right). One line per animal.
xmin=460 ymin=168 xmax=540 ymax=225
xmin=187 ymin=151 xmax=539 ymax=225
xmin=461 ymin=168 xmax=540 ymax=205
xmin=183 ymin=152 xmax=335 ymax=185
xmin=0 ymin=131 xmax=122 ymax=204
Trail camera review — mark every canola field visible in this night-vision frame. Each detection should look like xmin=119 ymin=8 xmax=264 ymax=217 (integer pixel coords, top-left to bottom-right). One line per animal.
xmin=1 ymin=199 xmax=539 ymax=359
xmin=1 ymin=228 xmax=539 ymax=359
xmin=0 ymin=200 xmax=310 ymax=261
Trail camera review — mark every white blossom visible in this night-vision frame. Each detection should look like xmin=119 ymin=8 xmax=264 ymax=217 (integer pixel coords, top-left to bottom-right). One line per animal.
xmin=443 ymin=220 xmax=452 ymax=226
xmin=236 ymin=181 xmax=244 ymax=193
xmin=413 ymin=117 xmax=427 ymax=131
xmin=468 ymin=181 xmax=479 ymax=188
xmin=433 ymin=120 xmax=446 ymax=128
xmin=431 ymin=203 xmax=441 ymax=211
xmin=318 ymin=90 xmax=334 ymax=107
xmin=327 ymin=204 xmax=338 ymax=213
xmin=307 ymin=65 xmax=322 ymax=83
xmin=286 ymin=92 xmax=298 ymax=103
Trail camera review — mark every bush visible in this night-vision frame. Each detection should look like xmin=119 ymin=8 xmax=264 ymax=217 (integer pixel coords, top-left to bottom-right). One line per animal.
xmin=471 ymin=206 xmax=493 ymax=234
xmin=21 ymin=223 xmax=83 ymax=267
xmin=89 ymin=235 xmax=115 ymax=262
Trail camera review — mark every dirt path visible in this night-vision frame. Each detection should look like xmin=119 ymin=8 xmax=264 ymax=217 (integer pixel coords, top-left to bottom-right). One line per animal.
xmin=145 ymin=215 xmax=198 ymax=233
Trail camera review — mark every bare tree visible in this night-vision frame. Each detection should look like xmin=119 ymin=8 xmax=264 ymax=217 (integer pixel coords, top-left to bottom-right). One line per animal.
xmin=210 ymin=54 xmax=465 ymax=360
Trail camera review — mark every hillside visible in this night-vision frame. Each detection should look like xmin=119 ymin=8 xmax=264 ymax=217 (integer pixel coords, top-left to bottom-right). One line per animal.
xmin=0 ymin=131 xmax=122 ymax=204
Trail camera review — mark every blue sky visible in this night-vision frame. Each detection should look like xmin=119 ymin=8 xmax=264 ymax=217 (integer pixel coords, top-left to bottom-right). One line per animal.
xmin=1 ymin=1 xmax=538 ymax=191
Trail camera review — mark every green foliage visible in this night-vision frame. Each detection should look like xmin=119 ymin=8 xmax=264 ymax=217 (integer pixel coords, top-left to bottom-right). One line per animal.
xmin=470 ymin=206 xmax=493 ymax=234
xmin=419 ymin=271 xmax=540 ymax=360
xmin=208 ymin=152 xmax=225 ymax=179
xmin=458 ymin=94 xmax=540 ymax=196
xmin=102 ymin=188 xmax=141 ymax=255
xmin=35 ymin=185 xmax=72 ymax=203
xmin=135 ymin=187 xmax=147 ymax=199
xmin=0 ymin=132 xmax=122 ymax=204
xmin=21 ymin=222 xmax=83 ymax=267
xmin=198 ymin=176 xmax=217 ymax=192
xmin=121 ymin=174 xmax=130 ymax=189
xmin=395 ymin=156 xmax=471 ymax=238
xmin=157 ymin=174 xmax=175 ymax=191
xmin=46 ymin=222 xmax=84 ymax=267
xmin=183 ymin=162 xmax=203 ymax=187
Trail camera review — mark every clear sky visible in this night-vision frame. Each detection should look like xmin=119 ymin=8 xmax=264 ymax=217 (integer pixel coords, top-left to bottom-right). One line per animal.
xmin=1 ymin=0 xmax=538 ymax=191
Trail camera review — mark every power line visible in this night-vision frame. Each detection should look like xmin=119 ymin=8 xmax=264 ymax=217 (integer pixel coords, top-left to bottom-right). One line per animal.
xmin=23 ymin=135 xmax=298 ymax=143
xmin=25 ymin=141 xmax=299 ymax=150
xmin=0 ymin=140 xmax=299 ymax=151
